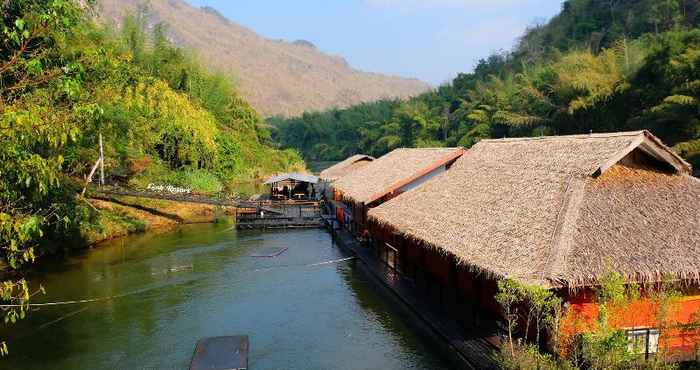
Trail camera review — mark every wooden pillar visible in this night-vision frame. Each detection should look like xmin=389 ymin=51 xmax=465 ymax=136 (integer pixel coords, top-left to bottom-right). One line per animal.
xmin=449 ymin=258 xmax=458 ymax=314
xmin=399 ymin=239 xmax=406 ymax=275
xmin=420 ymin=247 xmax=429 ymax=296
xmin=474 ymin=274 xmax=482 ymax=328
xmin=99 ymin=132 xmax=104 ymax=186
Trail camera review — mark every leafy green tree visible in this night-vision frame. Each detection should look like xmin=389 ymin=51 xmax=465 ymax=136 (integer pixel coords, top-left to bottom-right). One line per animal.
xmin=0 ymin=0 xmax=93 ymax=354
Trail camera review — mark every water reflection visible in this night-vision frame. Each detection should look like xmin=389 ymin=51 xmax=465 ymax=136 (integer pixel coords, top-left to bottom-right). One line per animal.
xmin=1 ymin=224 xmax=452 ymax=370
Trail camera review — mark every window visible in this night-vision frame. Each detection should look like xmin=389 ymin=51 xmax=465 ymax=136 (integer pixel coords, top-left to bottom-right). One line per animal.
xmin=626 ymin=328 xmax=660 ymax=355
xmin=381 ymin=242 xmax=399 ymax=270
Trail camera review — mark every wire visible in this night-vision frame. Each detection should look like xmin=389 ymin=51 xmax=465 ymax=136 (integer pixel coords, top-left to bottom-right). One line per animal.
xmin=0 ymin=256 xmax=357 ymax=308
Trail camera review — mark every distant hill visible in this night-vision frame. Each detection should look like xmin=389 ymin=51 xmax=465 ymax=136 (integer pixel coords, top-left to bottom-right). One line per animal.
xmin=98 ymin=0 xmax=430 ymax=117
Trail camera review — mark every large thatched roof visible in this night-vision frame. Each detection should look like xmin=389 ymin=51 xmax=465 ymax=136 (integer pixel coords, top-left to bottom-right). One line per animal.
xmin=368 ymin=131 xmax=699 ymax=288
xmin=319 ymin=154 xmax=375 ymax=181
xmin=333 ymin=148 xmax=464 ymax=204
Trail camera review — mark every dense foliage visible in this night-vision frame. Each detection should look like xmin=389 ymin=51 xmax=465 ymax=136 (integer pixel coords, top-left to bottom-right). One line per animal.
xmin=0 ymin=0 xmax=303 ymax=349
xmin=272 ymin=0 xmax=700 ymax=175
xmin=497 ymin=273 xmax=685 ymax=369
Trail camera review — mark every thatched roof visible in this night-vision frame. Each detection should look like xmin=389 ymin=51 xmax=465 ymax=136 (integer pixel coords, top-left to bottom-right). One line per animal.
xmin=264 ymin=173 xmax=318 ymax=185
xmin=333 ymin=148 xmax=464 ymax=204
xmin=368 ymin=131 xmax=699 ymax=288
xmin=319 ymin=154 xmax=375 ymax=181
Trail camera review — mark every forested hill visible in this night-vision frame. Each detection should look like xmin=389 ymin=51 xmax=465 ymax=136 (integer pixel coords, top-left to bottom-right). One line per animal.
xmin=98 ymin=0 xmax=430 ymax=117
xmin=271 ymin=0 xmax=700 ymax=175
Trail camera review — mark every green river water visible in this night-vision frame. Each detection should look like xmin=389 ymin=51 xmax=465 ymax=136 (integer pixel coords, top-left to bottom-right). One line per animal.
xmin=1 ymin=222 xmax=453 ymax=369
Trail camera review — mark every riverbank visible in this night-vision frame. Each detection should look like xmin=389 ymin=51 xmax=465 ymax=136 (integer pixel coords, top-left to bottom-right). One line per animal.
xmin=82 ymin=195 xmax=235 ymax=247
xmin=0 ymin=196 xmax=234 ymax=275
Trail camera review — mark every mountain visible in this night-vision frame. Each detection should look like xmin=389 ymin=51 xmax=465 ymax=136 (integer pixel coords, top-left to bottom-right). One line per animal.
xmin=97 ymin=0 xmax=430 ymax=117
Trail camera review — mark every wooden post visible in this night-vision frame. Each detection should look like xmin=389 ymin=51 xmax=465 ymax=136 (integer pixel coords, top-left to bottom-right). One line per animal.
xmin=99 ymin=132 xmax=105 ymax=187
xmin=81 ymin=157 xmax=102 ymax=197
xmin=421 ymin=248 xmax=429 ymax=296
xmin=450 ymin=258 xmax=459 ymax=314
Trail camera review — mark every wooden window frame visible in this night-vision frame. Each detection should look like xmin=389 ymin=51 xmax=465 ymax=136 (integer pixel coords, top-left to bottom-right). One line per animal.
xmin=626 ymin=328 xmax=660 ymax=359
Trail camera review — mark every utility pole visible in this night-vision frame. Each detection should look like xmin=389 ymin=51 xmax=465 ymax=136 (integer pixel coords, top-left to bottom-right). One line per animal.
xmin=99 ymin=132 xmax=105 ymax=187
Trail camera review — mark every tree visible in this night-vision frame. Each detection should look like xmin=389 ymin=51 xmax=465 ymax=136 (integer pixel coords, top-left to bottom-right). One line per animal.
xmin=0 ymin=0 xmax=91 ymax=354
xmin=497 ymin=279 xmax=525 ymax=357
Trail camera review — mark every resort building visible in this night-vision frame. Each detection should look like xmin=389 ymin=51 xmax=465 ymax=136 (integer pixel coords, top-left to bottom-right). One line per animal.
xmin=366 ymin=131 xmax=700 ymax=360
xmin=264 ymin=172 xmax=319 ymax=200
xmin=331 ymin=147 xmax=464 ymax=234
xmin=318 ymin=154 xmax=374 ymax=199
xmin=319 ymin=154 xmax=375 ymax=183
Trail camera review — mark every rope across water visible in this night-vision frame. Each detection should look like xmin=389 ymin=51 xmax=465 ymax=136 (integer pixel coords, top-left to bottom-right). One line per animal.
xmin=0 ymin=256 xmax=357 ymax=308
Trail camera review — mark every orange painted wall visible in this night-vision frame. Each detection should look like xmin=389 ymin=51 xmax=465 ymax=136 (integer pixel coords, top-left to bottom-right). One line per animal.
xmin=560 ymin=289 xmax=700 ymax=358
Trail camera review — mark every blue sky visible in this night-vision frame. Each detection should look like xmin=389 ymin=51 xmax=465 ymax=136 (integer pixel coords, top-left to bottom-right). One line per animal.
xmin=186 ymin=0 xmax=564 ymax=85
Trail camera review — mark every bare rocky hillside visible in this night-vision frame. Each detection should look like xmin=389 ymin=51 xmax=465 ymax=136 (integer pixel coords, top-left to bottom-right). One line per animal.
xmin=99 ymin=0 xmax=430 ymax=117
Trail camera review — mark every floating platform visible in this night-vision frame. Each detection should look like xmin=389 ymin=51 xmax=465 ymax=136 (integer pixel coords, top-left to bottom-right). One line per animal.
xmin=236 ymin=218 xmax=323 ymax=230
xmin=190 ymin=336 xmax=249 ymax=370
xmin=236 ymin=201 xmax=323 ymax=230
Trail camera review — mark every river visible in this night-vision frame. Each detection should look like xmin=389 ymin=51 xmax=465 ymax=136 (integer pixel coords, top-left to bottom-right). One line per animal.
xmin=1 ymin=222 xmax=453 ymax=369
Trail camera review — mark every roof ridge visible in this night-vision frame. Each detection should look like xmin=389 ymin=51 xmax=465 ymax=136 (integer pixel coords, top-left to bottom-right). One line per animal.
xmin=544 ymin=177 xmax=587 ymax=284
xmin=395 ymin=147 xmax=462 ymax=150
xmin=479 ymin=131 xmax=645 ymax=144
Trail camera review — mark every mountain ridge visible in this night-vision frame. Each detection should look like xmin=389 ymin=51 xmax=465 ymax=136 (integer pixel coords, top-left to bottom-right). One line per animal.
xmin=98 ymin=0 xmax=430 ymax=117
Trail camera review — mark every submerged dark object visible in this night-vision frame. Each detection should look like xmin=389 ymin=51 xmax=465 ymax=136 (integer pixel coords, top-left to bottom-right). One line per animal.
xmin=190 ymin=336 xmax=249 ymax=370
xmin=250 ymin=246 xmax=288 ymax=258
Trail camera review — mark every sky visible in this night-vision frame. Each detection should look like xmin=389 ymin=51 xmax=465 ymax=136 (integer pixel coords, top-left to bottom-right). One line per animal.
xmin=186 ymin=0 xmax=565 ymax=85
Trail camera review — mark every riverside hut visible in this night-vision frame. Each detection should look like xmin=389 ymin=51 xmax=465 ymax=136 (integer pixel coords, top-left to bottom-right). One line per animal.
xmin=331 ymin=147 xmax=464 ymax=234
xmin=318 ymin=154 xmax=374 ymax=200
xmin=264 ymin=173 xmax=319 ymax=200
xmin=367 ymin=131 xmax=700 ymax=360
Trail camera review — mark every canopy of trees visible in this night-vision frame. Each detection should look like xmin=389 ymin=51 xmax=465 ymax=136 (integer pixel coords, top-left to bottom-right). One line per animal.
xmin=272 ymin=0 xmax=700 ymax=175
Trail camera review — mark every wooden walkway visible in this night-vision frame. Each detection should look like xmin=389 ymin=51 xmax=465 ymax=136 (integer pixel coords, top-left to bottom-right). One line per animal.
xmin=329 ymin=222 xmax=502 ymax=369
xmin=91 ymin=186 xmax=314 ymax=212
xmin=91 ymin=186 xmax=249 ymax=208
xmin=90 ymin=186 xmax=324 ymax=229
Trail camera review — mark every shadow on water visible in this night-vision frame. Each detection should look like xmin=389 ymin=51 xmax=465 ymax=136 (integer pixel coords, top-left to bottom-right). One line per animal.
xmin=1 ymin=225 xmax=453 ymax=370
xmin=335 ymin=259 xmax=456 ymax=370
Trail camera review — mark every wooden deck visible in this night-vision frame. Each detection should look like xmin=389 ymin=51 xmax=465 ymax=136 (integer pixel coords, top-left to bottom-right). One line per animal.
xmin=236 ymin=201 xmax=323 ymax=230
xmin=89 ymin=185 xmax=324 ymax=230
xmin=328 ymin=221 xmax=502 ymax=369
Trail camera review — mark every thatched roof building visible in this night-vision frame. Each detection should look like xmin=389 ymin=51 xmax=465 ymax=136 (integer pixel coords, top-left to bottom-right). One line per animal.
xmin=333 ymin=147 xmax=465 ymax=205
xmin=368 ymin=131 xmax=699 ymax=288
xmin=319 ymin=154 xmax=374 ymax=181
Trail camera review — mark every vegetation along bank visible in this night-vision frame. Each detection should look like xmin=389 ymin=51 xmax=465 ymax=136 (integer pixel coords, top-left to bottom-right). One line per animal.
xmin=0 ymin=0 xmax=305 ymax=341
